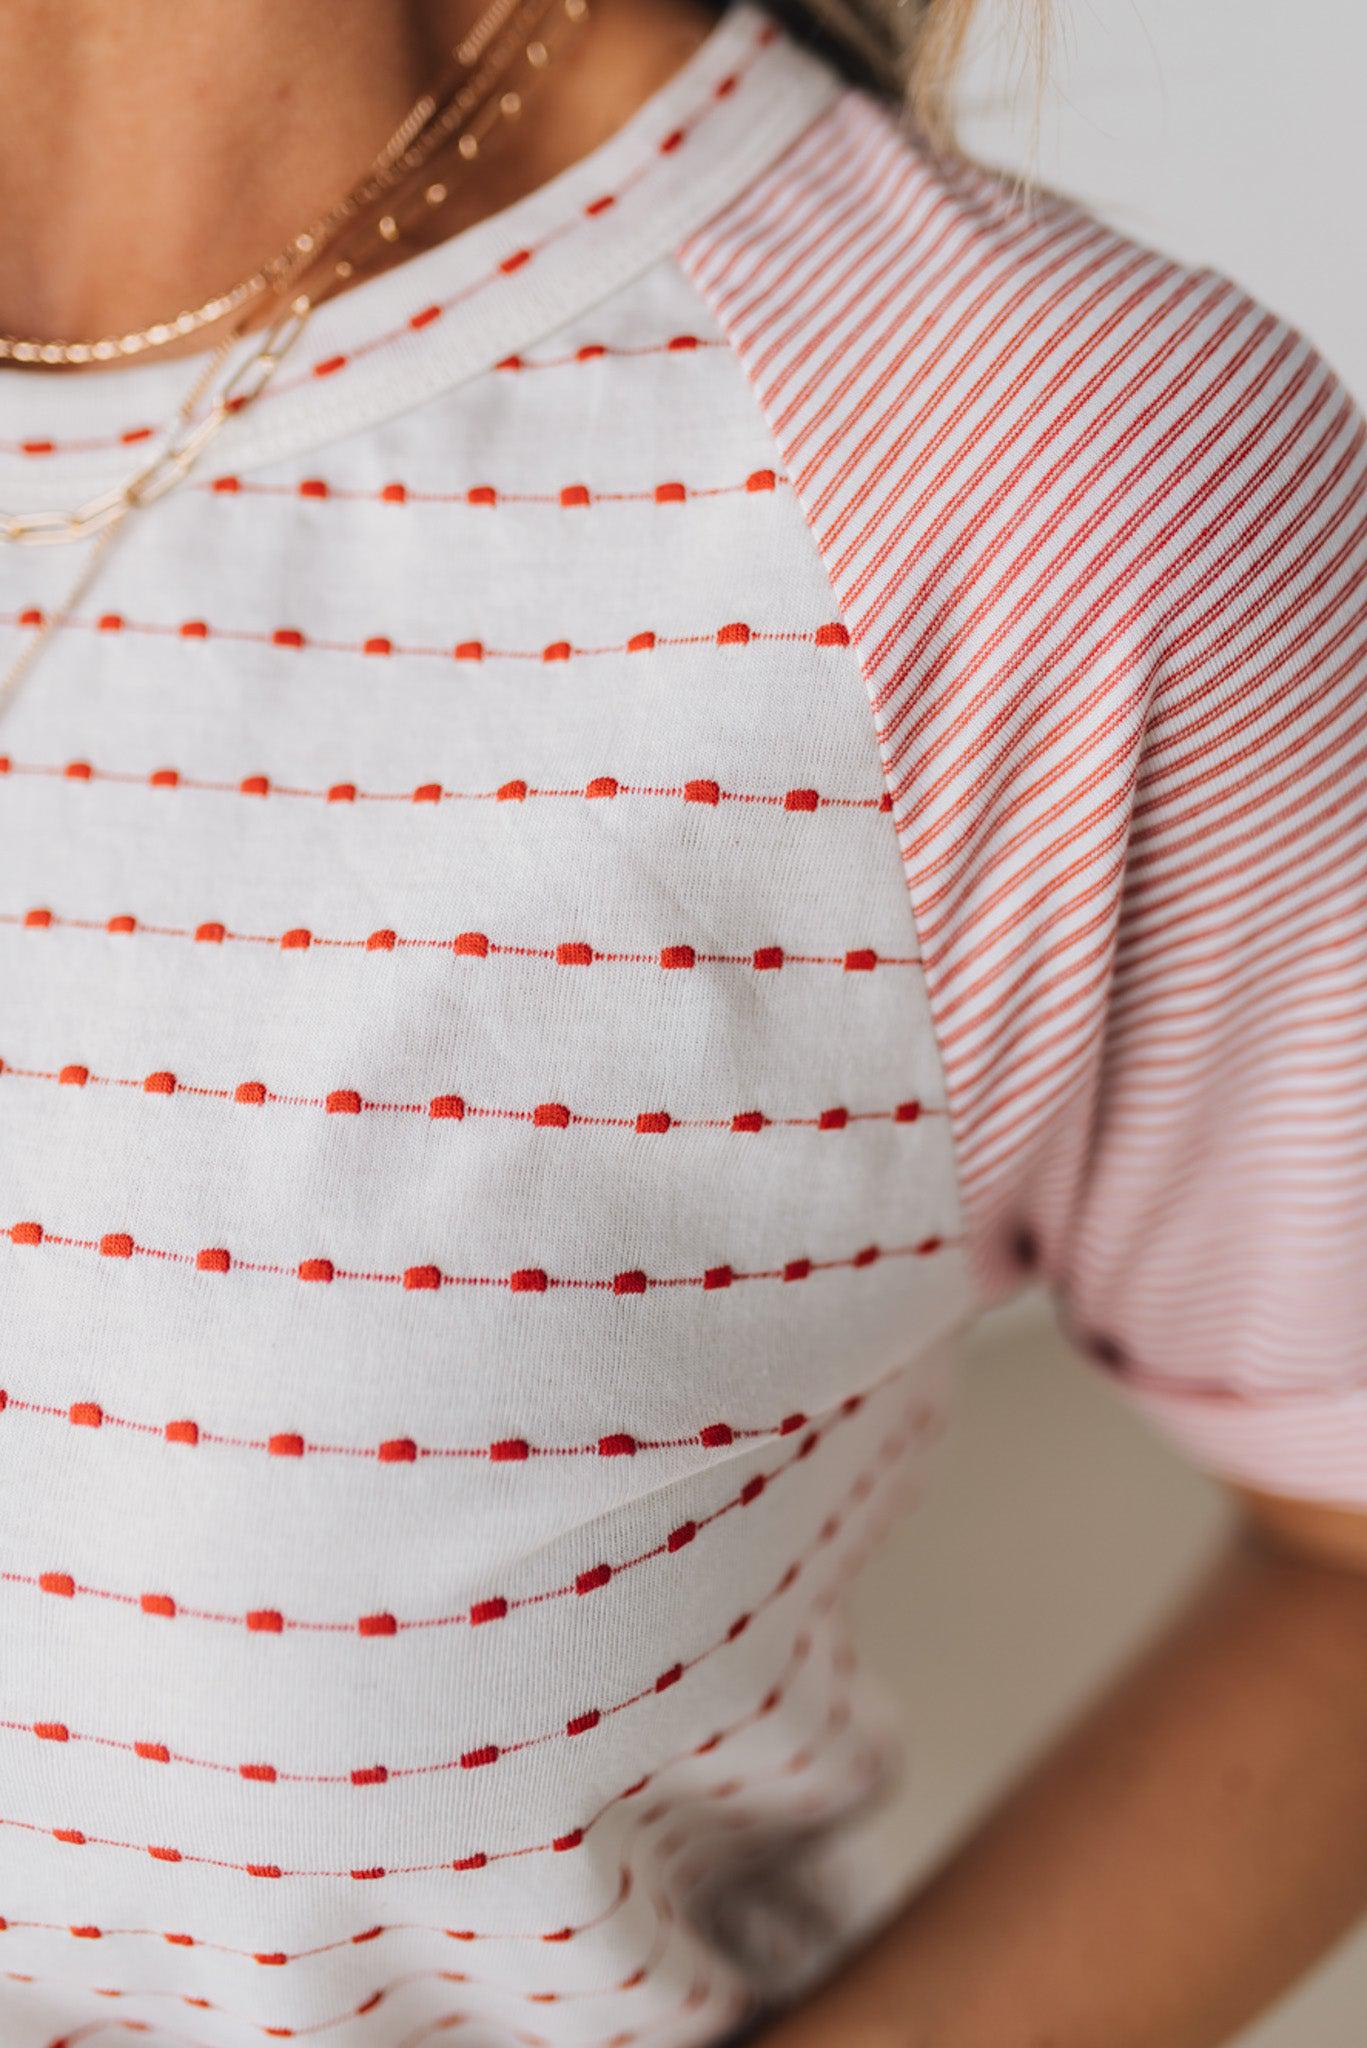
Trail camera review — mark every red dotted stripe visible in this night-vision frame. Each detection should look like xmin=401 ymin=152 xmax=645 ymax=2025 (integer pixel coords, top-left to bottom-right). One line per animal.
xmin=0 ymin=606 xmax=851 ymax=663
xmin=0 ymin=754 xmax=884 ymax=815
xmin=7 ymin=1911 xmax=677 ymax=2036
xmin=0 ymin=1348 xmax=918 ymax=1468
xmin=198 ymin=466 xmax=786 ymax=507
xmin=0 ymin=1378 xmax=937 ymax=1642
xmin=0 ymin=340 xmax=729 ymax=461
xmin=0 ymin=1051 xmax=929 ymax=1147
xmin=0 ymin=1439 xmax=908 ymax=1886
xmin=2 ymin=906 xmax=901 ymax=974
xmin=4 ymin=1215 xmax=949 ymax=1301
xmin=1 ymin=1414 xmax=923 ymax=1787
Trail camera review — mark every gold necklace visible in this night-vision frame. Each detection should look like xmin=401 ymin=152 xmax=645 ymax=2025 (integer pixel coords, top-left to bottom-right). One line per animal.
xmin=0 ymin=0 xmax=560 ymax=370
xmin=0 ymin=0 xmax=589 ymax=720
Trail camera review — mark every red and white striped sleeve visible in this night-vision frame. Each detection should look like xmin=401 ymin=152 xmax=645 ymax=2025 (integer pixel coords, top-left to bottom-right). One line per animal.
xmin=684 ymin=91 xmax=1367 ymax=1506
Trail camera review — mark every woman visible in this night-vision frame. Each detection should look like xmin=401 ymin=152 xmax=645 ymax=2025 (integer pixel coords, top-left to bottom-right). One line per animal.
xmin=0 ymin=2 xmax=1364 ymax=2043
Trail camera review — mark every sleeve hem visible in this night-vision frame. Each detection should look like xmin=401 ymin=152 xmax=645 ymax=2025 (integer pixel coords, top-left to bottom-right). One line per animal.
xmin=1112 ymin=1378 xmax=1367 ymax=1512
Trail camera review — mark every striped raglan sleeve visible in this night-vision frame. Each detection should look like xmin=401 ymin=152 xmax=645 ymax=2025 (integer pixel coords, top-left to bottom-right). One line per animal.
xmin=681 ymin=95 xmax=1367 ymax=1504
xmin=976 ymin=306 xmax=1367 ymax=1507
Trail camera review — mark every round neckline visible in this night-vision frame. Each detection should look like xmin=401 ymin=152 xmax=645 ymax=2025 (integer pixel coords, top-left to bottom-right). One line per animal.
xmin=0 ymin=6 xmax=837 ymax=499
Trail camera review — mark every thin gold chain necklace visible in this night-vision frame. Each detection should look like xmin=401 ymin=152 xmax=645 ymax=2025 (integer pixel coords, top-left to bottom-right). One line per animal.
xmin=0 ymin=0 xmax=589 ymax=721
xmin=0 ymin=0 xmax=539 ymax=370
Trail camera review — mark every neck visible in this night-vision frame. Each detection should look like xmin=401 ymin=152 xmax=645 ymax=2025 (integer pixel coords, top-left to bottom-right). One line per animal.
xmin=0 ymin=0 xmax=716 ymax=351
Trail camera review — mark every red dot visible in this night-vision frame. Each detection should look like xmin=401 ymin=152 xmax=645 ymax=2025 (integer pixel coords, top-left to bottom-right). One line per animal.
xmin=635 ymin=1111 xmax=670 ymax=1134
xmin=461 ymin=1743 xmax=499 ymax=1768
xmin=785 ymin=787 xmax=820 ymax=812
xmin=403 ymin=1264 xmax=441 ymax=1291
xmin=280 ymin=927 xmax=312 ymax=950
xmin=654 ymin=481 xmax=686 ymax=503
xmin=240 ymin=1762 xmax=277 ymax=1782
xmin=753 ymin=946 xmax=784 ymax=971
xmin=627 ymin=630 xmax=656 ymax=652
xmin=410 ymin=304 xmax=442 ymax=330
xmin=141 ymin=1592 xmax=176 ymax=1617
xmin=716 ymin=621 xmax=751 ymax=645
xmin=326 ymin=1089 xmax=362 ymax=1115
xmin=272 ymin=628 xmax=305 ymax=649
xmin=895 ymin=1100 xmax=922 ymax=1122
xmin=235 ymin=1081 xmax=267 ymax=1105
xmin=731 ymin=1112 xmax=765 ymax=1134
xmin=844 ymin=948 xmax=877 ymax=972
xmin=553 ymin=1828 xmax=584 ymax=1852
xmin=509 ymin=1268 xmax=548 ymax=1293
xmin=576 ymin=1563 xmax=612 ymax=1595
xmin=613 ymin=1269 xmax=647 ymax=1296
xmin=378 ymin=1437 xmax=417 ymax=1463
xmin=567 ymin=1709 xmax=600 ymax=1735
xmin=69 ymin=1403 xmax=102 ymax=1429
xmin=784 ymin=1258 xmax=812 ymax=1282
xmin=143 ymin=1070 xmax=176 ymax=1095
xmin=135 ymin=1741 xmax=170 ymax=1762
xmin=453 ymin=931 xmax=488 ymax=957
xmin=239 ymin=774 xmax=270 ymax=797
xmin=489 ymin=1437 xmax=529 ymax=1462
xmin=268 ymin=1433 xmax=304 ymax=1459
xmin=429 ymin=1094 xmax=465 ymax=1119
xmin=585 ymin=776 xmax=618 ymax=799
xmin=352 ymin=1765 xmax=389 ymax=1785
xmin=195 ymin=921 xmax=225 ymax=944
xmin=381 ymin=483 xmax=408 ymax=503
xmin=165 ymin=1420 xmax=198 ymax=1446
xmin=10 ymin=1221 xmax=43 ymax=1246
xmin=815 ymin=621 xmax=851 ymax=647
xmin=533 ymin=1102 xmax=571 ymax=1128
xmin=668 ymin=1521 xmax=697 ymax=1551
xmin=556 ymin=942 xmax=593 ymax=967
xmin=41 ymin=1572 xmax=75 ymax=1597
xmin=542 ymin=640 xmax=571 ymax=663
xmin=819 ymin=1107 xmax=848 ymax=1130
xmin=298 ymin=1259 xmax=334 ymax=1283
xmin=560 ymin=483 xmax=590 ymax=507
xmin=655 ymin=1663 xmax=683 ymax=1691
xmin=598 ymin=1433 xmax=637 ymax=1458
xmin=699 ymin=1423 xmax=734 ymax=1447
xmin=177 ymin=625 xmax=208 ymax=644
xmin=64 ymin=760 xmax=93 ymax=781
xmin=497 ymin=778 xmax=527 ymax=801
xmin=454 ymin=640 xmax=484 ymax=661
xmin=367 ymin=928 xmax=397 ymax=950
xmin=704 ymin=1264 xmax=733 ymax=1291
xmin=364 ymin=636 xmax=393 ymax=657
xmin=59 ymin=1064 xmax=89 ymax=1086
xmin=469 ymin=1597 xmax=508 ymax=1626
xmin=246 ymin=1610 xmax=283 ymax=1633
xmin=660 ymin=945 xmax=695 ymax=970
xmin=298 ymin=478 xmax=328 ymax=499
xmin=100 ymin=1232 xmax=134 ymax=1259
xmin=34 ymin=1721 xmax=69 ymax=1741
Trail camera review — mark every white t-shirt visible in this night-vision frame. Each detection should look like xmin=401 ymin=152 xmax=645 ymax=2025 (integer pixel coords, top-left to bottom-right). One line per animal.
xmin=0 ymin=10 xmax=1364 ymax=2045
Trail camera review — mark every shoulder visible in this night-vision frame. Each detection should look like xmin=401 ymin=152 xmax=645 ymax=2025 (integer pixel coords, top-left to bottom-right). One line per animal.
xmin=682 ymin=88 xmax=1364 ymax=681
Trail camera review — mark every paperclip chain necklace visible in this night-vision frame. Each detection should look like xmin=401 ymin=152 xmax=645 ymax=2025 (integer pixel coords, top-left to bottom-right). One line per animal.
xmin=0 ymin=0 xmax=589 ymax=718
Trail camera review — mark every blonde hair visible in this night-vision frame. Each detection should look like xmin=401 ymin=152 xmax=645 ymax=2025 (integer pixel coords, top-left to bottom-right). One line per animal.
xmin=778 ymin=0 xmax=1042 ymax=146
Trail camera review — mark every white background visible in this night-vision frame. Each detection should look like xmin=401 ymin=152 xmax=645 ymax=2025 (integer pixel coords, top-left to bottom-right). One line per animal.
xmin=851 ymin=4 xmax=1367 ymax=2042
